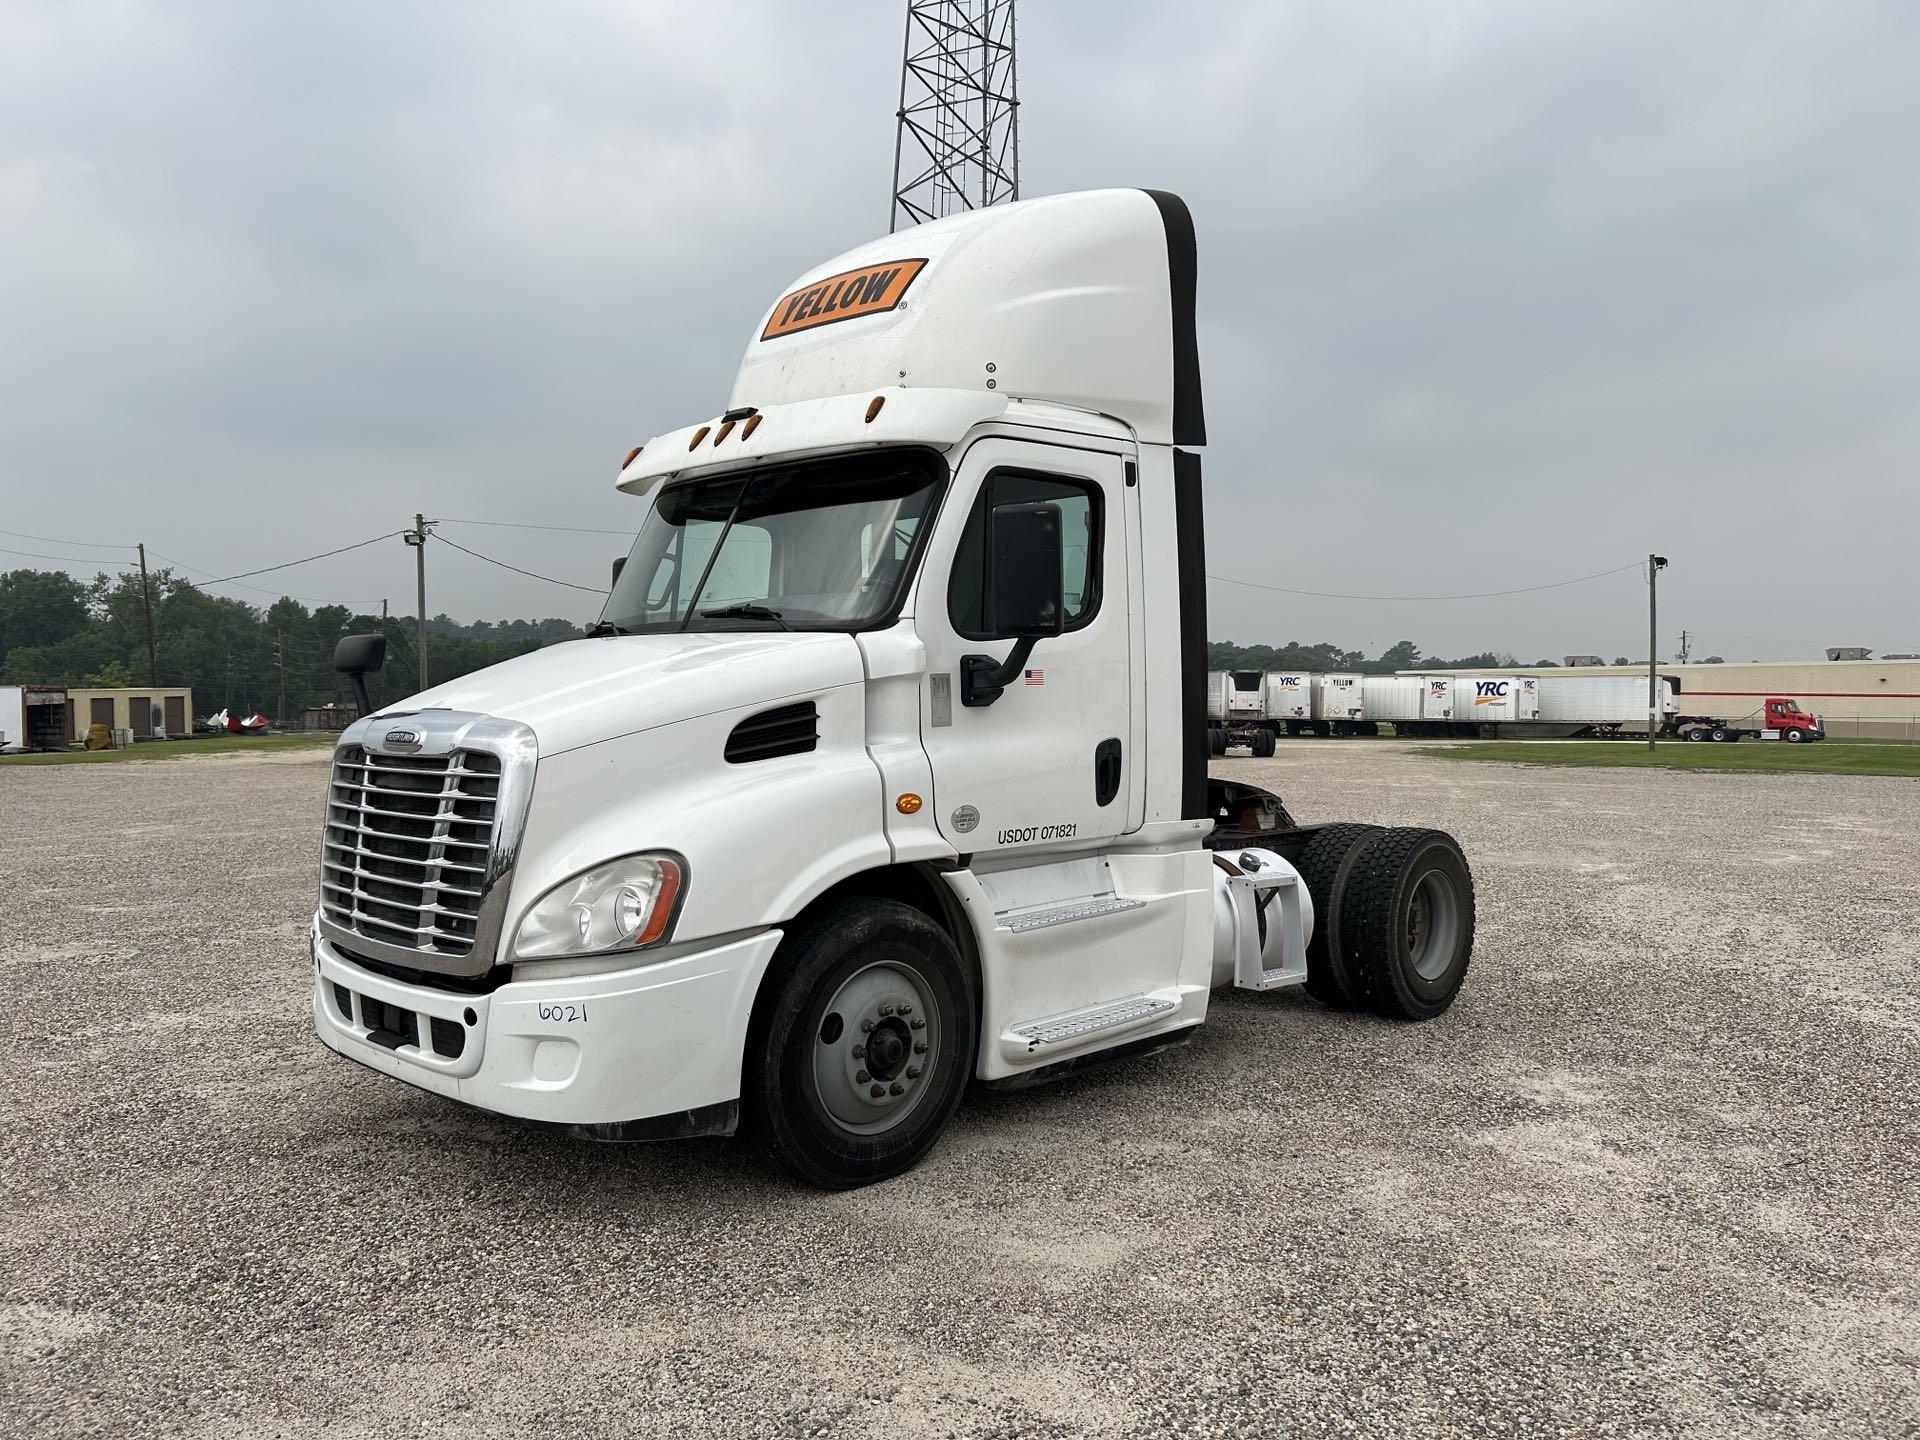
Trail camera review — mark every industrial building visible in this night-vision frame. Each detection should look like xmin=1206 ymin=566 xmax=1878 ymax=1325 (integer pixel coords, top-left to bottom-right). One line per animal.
xmin=61 ymin=687 xmax=196 ymax=742
xmin=1421 ymin=659 xmax=1920 ymax=739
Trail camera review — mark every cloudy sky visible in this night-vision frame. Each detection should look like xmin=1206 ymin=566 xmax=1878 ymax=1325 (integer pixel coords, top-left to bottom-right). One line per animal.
xmin=3 ymin=1 xmax=1915 ymax=661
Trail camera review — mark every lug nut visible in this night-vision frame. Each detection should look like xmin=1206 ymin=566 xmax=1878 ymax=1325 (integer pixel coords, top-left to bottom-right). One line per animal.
xmin=856 ymin=1069 xmax=872 ymax=1083
xmin=910 ymin=1018 xmax=926 ymax=1030
xmin=878 ymin=1002 xmax=895 ymax=1017
xmin=869 ymin=1084 xmax=885 ymax=1099
xmin=899 ymin=1003 xmax=913 ymax=1015
xmin=889 ymin=1083 xmax=905 ymax=1096
xmin=851 ymin=1043 xmax=866 ymax=1059
xmin=861 ymin=1018 xmax=875 ymax=1032
xmin=906 ymin=1066 xmax=921 ymax=1079
xmin=914 ymin=1042 xmax=928 ymax=1055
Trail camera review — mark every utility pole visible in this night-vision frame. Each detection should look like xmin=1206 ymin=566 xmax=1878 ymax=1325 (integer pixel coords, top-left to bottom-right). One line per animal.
xmin=274 ymin=634 xmax=287 ymax=729
xmin=1678 ymin=629 xmax=1691 ymax=664
xmin=136 ymin=542 xmax=160 ymax=686
xmin=1648 ymin=555 xmax=1668 ymax=750
xmin=404 ymin=515 xmax=430 ymax=690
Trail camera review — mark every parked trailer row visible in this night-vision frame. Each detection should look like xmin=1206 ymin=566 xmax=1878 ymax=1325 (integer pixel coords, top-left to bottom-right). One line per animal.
xmin=1207 ymin=670 xmax=1825 ymax=746
xmin=1209 ymin=670 xmax=1693 ymax=749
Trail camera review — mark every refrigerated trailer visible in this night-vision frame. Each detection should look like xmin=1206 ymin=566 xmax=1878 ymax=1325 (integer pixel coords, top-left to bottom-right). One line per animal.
xmin=310 ymin=189 xmax=1477 ymax=1189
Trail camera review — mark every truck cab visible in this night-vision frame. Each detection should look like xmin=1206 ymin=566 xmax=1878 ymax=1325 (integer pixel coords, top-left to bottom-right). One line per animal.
xmin=1764 ymin=696 xmax=1824 ymax=741
xmin=311 ymin=190 xmax=1476 ymax=1187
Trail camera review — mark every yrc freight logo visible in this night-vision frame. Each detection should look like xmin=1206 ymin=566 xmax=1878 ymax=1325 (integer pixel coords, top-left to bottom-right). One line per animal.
xmin=1473 ymin=680 xmax=1511 ymax=705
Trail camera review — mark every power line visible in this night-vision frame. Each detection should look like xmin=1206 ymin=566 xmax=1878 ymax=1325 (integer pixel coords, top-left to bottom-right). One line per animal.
xmin=198 ymin=531 xmax=404 ymax=586
xmin=432 ymin=517 xmax=638 ymax=537
xmin=145 ymin=549 xmax=376 ymax=607
xmin=1206 ymin=560 xmax=1645 ymax=603
xmin=434 ymin=535 xmax=608 ymax=595
xmin=0 ymin=526 xmax=137 ymax=550
xmin=1 ymin=545 xmax=138 ymax=567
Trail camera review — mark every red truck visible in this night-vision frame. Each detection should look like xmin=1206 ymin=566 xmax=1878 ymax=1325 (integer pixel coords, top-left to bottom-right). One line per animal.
xmin=1677 ymin=696 xmax=1825 ymax=743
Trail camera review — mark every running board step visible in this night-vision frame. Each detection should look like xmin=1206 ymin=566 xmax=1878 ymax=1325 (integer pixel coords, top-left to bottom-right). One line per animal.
xmin=1002 ymin=992 xmax=1179 ymax=1059
xmin=1000 ymin=894 xmax=1146 ymax=934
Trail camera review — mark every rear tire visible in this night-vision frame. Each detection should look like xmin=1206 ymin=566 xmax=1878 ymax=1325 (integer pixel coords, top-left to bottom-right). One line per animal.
xmin=1710 ymin=725 xmax=1730 ymax=742
xmin=1252 ymin=727 xmax=1277 ymax=758
xmin=1207 ymin=727 xmax=1226 ymax=757
xmin=1295 ymin=823 xmax=1383 ymax=1010
xmin=743 ymin=898 xmax=975 ymax=1189
xmin=1339 ymin=828 xmax=1475 ymax=1020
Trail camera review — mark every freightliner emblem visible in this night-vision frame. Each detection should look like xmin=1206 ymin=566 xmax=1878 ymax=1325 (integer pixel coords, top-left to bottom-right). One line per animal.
xmin=384 ymin=729 xmax=421 ymax=750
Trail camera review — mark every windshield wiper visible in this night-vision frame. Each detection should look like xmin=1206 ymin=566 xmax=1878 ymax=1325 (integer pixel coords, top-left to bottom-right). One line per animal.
xmin=698 ymin=603 xmax=791 ymax=631
xmin=584 ymin=620 xmax=629 ymax=637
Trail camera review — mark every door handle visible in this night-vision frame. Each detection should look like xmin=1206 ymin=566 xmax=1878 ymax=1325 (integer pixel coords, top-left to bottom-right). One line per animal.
xmin=1094 ymin=737 xmax=1122 ymax=807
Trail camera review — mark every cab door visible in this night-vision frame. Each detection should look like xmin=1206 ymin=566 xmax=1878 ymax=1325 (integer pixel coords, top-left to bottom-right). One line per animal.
xmin=915 ymin=437 xmax=1137 ymax=856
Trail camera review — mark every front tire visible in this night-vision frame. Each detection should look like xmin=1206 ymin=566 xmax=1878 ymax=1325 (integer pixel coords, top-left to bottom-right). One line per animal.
xmin=1339 ymin=828 xmax=1475 ymax=1020
xmin=744 ymin=898 xmax=975 ymax=1189
xmin=1784 ymin=727 xmax=1805 ymax=743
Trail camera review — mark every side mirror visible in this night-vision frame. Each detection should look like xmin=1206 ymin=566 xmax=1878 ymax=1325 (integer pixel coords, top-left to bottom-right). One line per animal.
xmin=333 ymin=633 xmax=388 ymax=716
xmin=985 ymin=501 xmax=1065 ymax=638
xmin=963 ymin=500 xmax=1065 ymax=707
xmin=611 ymin=556 xmax=626 ymax=589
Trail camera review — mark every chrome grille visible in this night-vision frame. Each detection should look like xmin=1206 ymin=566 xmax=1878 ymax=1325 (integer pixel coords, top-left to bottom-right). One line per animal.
xmin=321 ymin=745 xmax=504 ymax=956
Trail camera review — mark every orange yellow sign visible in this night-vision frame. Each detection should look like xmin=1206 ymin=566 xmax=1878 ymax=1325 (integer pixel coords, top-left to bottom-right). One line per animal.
xmin=761 ymin=259 xmax=927 ymax=340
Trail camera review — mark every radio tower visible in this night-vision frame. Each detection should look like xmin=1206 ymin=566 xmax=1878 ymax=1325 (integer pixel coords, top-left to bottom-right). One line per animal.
xmin=889 ymin=1 xmax=1019 ymax=232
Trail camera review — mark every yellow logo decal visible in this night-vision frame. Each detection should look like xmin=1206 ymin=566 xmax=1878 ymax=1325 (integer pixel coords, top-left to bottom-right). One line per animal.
xmin=761 ymin=259 xmax=928 ymax=340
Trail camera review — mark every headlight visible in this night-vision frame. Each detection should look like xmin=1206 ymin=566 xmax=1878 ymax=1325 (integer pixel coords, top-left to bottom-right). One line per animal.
xmin=512 ymin=852 xmax=686 ymax=960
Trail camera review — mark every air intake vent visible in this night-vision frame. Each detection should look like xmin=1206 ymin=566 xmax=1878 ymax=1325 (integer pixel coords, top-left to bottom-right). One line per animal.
xmin=726 ymin=702 xmax=818 ymax=764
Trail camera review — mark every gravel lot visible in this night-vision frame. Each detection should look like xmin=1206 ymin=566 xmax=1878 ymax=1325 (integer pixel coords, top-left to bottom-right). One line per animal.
xmin=2 ymin=741 xmax=1916 ymax=1438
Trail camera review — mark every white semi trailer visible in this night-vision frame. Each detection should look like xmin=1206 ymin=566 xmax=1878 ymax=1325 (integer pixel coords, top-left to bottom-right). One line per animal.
xmin=310 ymin=190 xmax=1476 ymax=1189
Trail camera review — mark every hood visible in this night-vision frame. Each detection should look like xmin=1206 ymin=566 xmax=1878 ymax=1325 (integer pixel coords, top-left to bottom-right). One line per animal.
xmin=377 ymin=631 xmax=865 ymax=757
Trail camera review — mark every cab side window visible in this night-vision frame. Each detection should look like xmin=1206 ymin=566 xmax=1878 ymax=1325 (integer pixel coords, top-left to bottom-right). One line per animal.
xmin=948 ymin=471 xmax=1102 ymax=639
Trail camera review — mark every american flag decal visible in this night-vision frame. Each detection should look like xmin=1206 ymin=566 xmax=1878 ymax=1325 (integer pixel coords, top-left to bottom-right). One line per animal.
xmin=1023 ymin=668 xmax=1044 ymax=686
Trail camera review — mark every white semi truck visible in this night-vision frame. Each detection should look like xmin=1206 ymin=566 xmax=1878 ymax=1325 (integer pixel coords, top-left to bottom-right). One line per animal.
xmin=311 ymin=190 xmax=1475 ymax=1188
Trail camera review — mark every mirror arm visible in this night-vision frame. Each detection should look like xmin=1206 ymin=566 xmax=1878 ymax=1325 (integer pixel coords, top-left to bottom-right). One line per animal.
xmin=347 ymin=671 xmax=373 ymax=717
xmin=959 ymin=636 xmax=1038 ymax=708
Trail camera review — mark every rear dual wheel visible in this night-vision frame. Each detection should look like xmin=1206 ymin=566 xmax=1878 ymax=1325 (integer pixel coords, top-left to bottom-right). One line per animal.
xmin=1304 ymin=825 xmax=1475 ymax=1020
xmin=1252 ymin=728 xmax=1277 ymax=758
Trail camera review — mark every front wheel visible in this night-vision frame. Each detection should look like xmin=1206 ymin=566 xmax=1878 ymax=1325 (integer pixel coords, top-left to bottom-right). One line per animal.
xmin=744 ymin=898 xmax=976 ymax=1189
xmin=1784 ymin=727 xmax=1806 ymax=743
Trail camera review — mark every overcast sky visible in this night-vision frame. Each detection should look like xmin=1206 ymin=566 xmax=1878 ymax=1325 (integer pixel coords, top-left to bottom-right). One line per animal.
xmin=3 ymin=1 xmax=1915 ymax=661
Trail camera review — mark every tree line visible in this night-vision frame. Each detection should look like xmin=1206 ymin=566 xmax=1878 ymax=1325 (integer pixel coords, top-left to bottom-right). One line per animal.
xmin=1205 ymin=639 xmax=1565 ymax=676
xmin=0 ymin=567 xmax=582 ymax=720
xmin=3 ymin=565 xmax=1707 ymax=724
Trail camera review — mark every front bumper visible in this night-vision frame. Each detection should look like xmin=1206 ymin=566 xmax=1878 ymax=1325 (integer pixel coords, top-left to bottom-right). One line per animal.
xmin=310 ymin=921 xmax=782 ymax=1135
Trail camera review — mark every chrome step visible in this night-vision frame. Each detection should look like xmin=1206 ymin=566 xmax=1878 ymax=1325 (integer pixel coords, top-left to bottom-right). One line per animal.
xmin=999 ymin=894 xmax=1146 ymax=934
xmin=1005 ymin=992 xmax=1178 ymax=1055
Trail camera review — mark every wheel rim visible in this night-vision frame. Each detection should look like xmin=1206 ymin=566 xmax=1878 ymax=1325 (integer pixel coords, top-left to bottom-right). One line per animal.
xmin=1404 ymin=869 xmax=1461 ymax=982
xmin=811 ymin=960 xmax=941 ymax=1137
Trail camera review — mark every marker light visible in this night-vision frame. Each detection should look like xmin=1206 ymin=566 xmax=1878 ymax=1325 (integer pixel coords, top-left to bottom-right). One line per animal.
xmin=865 ymin=395 xmax=885 ymax=423
xmin=895 ymin=793 xmax=922 ymax=814
xmin=688 ymin=426 xmax=711 ymax=450
xmin=513 ymin=853 xmax=686 ymax=960
xmin=742 ymin=414 xmax=763 ymax=441
xmin=621 ymin=445 xmax=643 ymax=470
xmin=714 ymin=419 xmax=736 ymax=444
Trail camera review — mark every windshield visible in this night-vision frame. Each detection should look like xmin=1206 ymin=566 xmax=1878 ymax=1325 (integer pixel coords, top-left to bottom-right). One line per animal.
xmin=600 ymin=450 xmax=945 ymax=633
xmin=1777 ymin=699 xmax=1801 ymax=712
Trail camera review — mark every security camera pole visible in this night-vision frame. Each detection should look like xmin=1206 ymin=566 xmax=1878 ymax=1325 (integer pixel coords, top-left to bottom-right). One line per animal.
xmin=405 ymin=514 xmax=431 ymax=690
xmin=1648 ymin=554 xmax=1668 ymax=750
